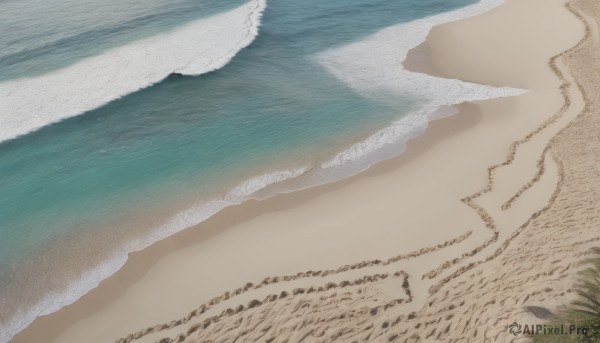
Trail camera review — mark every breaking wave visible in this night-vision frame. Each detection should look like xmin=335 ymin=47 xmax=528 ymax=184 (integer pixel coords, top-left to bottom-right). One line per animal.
xmin=0 ymin=0 xmax=266 ymax=144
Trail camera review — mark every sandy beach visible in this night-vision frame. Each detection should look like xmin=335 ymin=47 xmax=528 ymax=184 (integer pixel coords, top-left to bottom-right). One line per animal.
xmin=13 ymin=0 xmax=599 ymax=342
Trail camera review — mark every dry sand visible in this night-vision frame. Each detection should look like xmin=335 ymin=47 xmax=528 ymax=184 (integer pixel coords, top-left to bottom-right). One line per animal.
xmin=13 ymin=0 xmax=596 ymax=342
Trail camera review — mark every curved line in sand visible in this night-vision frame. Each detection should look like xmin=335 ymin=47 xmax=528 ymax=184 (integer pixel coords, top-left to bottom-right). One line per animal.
xmin=501 ymin=146 xmax=552 ymax=211
xmin=421 ymin=18 xmax=587 ymax=280
xmin=427 ymin=1 xmax=592 ymax=294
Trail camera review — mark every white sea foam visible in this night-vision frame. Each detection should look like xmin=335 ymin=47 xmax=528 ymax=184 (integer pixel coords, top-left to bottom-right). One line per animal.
xmin=0 ymin=1 xmax=268 ymax=340
xmin=225 ymin=167 xmax=308 ymax=201
xmin=1 ymin=254 xmax=128 ymax=343
xmin=141 ymin=166 xmax=310 ymax=243
xmin=316 ymin=0 xmax=524 ymax=169
xmin=1 ymin=165 xmax=308 ymax=343
xmin=0 ymin=0 xmax=266 ymax=144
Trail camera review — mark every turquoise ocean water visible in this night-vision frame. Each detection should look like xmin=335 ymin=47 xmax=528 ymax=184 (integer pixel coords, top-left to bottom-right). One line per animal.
xmin=0 ymin=0 xmax=520 ymax=340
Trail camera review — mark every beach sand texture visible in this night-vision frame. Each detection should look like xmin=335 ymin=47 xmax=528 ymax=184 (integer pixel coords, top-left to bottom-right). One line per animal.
xmin=12 ymin=0 xmax=600 ymax=342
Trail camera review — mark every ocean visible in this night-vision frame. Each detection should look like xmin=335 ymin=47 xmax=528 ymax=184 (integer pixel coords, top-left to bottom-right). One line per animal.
xmin=0 ymin=0 xmax=521 ymax=340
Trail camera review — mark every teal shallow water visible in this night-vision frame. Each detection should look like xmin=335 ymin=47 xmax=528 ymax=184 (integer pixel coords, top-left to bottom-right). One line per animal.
xmin=0 ymin=0 xmax=495 ymax=340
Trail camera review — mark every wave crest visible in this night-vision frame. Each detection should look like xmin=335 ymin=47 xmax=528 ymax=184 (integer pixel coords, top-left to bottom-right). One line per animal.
xmin=0 ymin=0 xmax=267 ymax=144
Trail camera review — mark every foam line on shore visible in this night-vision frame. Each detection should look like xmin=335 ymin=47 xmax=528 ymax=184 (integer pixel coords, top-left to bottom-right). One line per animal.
xmin=315 ymin=0 xmax=524 ymax=169
xmin=0 ymin=255 xmax=128 ymax=343
xmin=0 ymin=164 xmax=309 ymax=343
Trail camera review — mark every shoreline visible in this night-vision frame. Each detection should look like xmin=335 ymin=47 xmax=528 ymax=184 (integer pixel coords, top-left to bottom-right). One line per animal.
xmin=1 ymin=1 xmax=520 ymax=339
xmin=12 ymin=0 xmax=587 ymax=342
xmin=10 ymin=102 xmax=491 ymax=343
